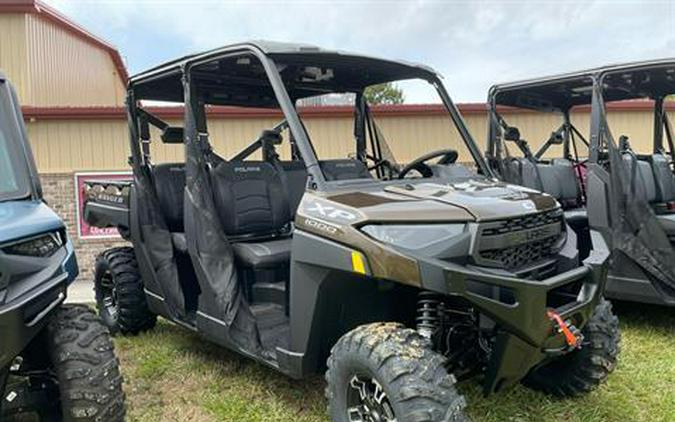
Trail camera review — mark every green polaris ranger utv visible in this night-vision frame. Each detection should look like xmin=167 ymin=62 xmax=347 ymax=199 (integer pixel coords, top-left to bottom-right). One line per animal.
xmin=84 ymin=41 xmax=619 ymax=421
xmin=0 ymin=73 xmax=125 ymax=421
xmin=486 ymin=60 xmax=675 ymax=307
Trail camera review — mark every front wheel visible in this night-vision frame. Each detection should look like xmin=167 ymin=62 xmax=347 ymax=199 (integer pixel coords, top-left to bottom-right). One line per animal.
xmin=326 ymin=322 xmax=467 ymax=422
xmin=523 ymin=298 xmax=621 ymax=397
xmin=47 ymin=304 xmax=126 ymax=421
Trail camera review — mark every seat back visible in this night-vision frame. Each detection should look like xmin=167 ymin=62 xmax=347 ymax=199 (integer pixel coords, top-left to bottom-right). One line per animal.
xmin=153 ymin=163 xmax=186 ymax=232
xmin=319 ymin=159 xmax=372 ymax=181
xmin=623 ymin=153 xmax=657 ymax=202
xmin=504 ymin=158 xmax=580 ymax=208
xmin=515 ymin=158 xmax=542 ymax=191
xmin=650 ymin=153 xmax=675 ymax=202
xmin=540 ymin=159 xmax=581 ymax=208
xmin=280 ymin=160 xmax=308 ymax=217
xmin=210 ymin=161 xmax=291 ymax=238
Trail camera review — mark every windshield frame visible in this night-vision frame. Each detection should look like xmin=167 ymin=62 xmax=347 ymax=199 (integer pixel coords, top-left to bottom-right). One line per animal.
xmin=293 ymin=75 xmax=496 ymax=185
xmin=0 ymin=79 xmax=34 ymax=202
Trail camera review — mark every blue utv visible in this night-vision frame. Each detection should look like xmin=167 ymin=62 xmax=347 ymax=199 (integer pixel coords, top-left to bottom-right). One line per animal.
xmin=0 ymin=73 xmax=125 ymax=421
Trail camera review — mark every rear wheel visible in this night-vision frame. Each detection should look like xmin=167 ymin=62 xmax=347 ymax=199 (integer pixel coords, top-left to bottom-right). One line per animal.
xmin=94 ymin=247 xmax=156 ymax=335
xmin=326 ymin=322 xmax=467 ymax=422
xmin=47 ymin=304 xmax=126 ymax=421
xmin=523 ymin=298 xmax=620 ymax=397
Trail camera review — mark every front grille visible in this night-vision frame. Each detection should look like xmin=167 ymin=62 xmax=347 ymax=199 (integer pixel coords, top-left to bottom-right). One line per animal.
xmin=481 ymin=209 xmax=564 ymax=236
xmin=476 ymin=209 xmax=564 ymax=270
xmin=480 ymin=236 xmax=560 ymax=269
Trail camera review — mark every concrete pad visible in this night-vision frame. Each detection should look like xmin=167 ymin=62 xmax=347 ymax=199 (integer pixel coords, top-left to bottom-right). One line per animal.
xmin=66 ymin=278 xmax=95 ymax=304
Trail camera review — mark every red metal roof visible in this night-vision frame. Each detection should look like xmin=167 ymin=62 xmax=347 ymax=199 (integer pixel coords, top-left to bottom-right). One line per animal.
xmin=0 ymin=0 xmax=128 ymax=83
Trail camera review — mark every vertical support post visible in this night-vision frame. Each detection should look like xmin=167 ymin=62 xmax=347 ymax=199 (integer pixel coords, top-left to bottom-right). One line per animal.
xmin=562 ymin=109 xmax=571 ymax=159
xmin=354 ymin=93 xmax=367 ymax=162
xmin=126 ymin=90 xmax=144 ymax=172
xmin=654 ymin=97 xmax=665 ymax=153
xmin=589 ymin=78 xmax=606 ymax=164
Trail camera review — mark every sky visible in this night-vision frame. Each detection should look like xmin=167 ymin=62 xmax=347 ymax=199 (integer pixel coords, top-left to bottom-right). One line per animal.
xmin=44 ymin=0 xmax=675 ymax=103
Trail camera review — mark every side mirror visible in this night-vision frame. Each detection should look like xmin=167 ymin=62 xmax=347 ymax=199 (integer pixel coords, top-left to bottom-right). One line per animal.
xmin=161 ymin=126 xmax=184 ymax=144
xmin=260 ymin=129 xmax=282 ymax=145
xmin=503 ymin=126 xmax=521 ymax=142
xmin=550 ymin=132 xmax=564 ymax=145
xmin=618 ymin=135 xmax=631 ymax=152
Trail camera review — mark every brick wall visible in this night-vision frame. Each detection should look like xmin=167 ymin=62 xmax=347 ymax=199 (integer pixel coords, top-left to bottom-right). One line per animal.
xmin=41 ymin=173 xmax=128 ymax=282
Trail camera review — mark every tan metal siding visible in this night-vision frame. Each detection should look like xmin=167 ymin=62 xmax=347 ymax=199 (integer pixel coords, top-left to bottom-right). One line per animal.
xmin=27 ymin=119 xmax=129 ymax=172
xmin=605 ymin=110 xmax=655 ymax=153
xmin=24 ymin=14 xmax=125 ymax=107
xmin=0 ymin=14 xmax=30 ymax=102
xmin=26 ymin=108 xmax=667 ymax=174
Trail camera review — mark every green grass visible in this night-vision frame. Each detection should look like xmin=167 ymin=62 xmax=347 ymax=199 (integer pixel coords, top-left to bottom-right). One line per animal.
xmin=114 ymin=302 xmax=675 ymax=422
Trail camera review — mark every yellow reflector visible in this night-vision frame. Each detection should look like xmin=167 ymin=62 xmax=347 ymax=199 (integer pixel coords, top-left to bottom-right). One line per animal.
xmin=351 ymin=251 xmax=367 ymax=275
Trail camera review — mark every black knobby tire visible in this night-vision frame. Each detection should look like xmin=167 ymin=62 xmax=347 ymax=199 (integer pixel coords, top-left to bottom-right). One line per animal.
xmin=94 ymin=247 xmax=156 ymax=335
xmin=46 ymin=304 xmax=125 ymax=421
xmin=523 ymin=298 xmax=620 ymax=397
xmin=326 ymin=322 xmax=467 ymax=422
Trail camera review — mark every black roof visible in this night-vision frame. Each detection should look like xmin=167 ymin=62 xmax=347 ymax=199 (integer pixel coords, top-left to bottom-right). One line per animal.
xmin=490 ymin=58 xmax=675 ymax=112
xmin=130 ymin=41 xmax=439 ymax=107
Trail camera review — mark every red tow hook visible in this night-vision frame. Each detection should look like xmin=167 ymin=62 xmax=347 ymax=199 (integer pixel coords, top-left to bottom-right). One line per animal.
xmin=547 ymin=309 xmax=583 ymax=349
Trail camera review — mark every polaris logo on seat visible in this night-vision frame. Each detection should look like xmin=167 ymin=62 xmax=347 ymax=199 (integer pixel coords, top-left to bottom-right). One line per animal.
xmin=234 ymin=166 xmax=261 ymax=173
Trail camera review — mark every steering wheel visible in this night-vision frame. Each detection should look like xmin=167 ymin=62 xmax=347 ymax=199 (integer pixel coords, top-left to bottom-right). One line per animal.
xmin=398 ymin=149 xmax=459 ymax=179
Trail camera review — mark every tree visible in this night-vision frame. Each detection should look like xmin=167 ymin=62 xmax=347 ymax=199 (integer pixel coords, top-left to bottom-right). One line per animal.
xmin=364 ymin=82 xmax=405 ymax=105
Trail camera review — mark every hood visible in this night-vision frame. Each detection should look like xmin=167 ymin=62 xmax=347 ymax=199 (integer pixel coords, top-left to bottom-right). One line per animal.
xmin=385 ymin=180 xmax=558 ymax=221
xmin=324 ymin=178 xmax=559 ymax=223
xmin=0 ymin=200 xmax=65 ymax=244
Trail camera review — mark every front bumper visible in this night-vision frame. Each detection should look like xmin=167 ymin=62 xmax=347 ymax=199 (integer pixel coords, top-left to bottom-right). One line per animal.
xmin=417 ymin=241 xmax=609 ymax=394
xmin=0 ymin=272 xmax=67 ymax=370
xmin=0 ymin=241 xmax=78 ymax=370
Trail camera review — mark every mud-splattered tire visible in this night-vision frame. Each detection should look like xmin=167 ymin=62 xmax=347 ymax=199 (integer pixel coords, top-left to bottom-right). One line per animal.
xmin=326 ymin=322 xmax=467 ymax=422
xmin=94 ymin=247 xmax=156 ymax=335
xmin=46 ymin=304 xmax=125 ymax=421
xmin=523 ymin=298 xmax=620 ymax=397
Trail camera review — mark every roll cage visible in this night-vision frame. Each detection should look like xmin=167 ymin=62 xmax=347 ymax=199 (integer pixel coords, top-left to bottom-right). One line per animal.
xmin=126 ymin=41 xmax=494 ymax=185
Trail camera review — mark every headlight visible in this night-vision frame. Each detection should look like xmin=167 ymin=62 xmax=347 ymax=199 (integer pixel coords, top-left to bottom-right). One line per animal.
xmin=2 ymin=232 xmax=64 ymax=257
xmin=360 ymin=224 xmax=466 ymax=250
